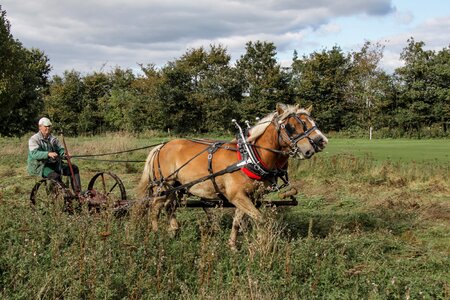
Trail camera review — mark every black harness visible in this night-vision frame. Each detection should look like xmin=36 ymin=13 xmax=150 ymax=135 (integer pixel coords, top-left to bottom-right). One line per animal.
xmin=149 ymin=112 xmax=320 ymax=200
xmin=277 ymin=113 xmax=318 ymax=157
xmin=207 ymin=142 xmax=228 ymax=201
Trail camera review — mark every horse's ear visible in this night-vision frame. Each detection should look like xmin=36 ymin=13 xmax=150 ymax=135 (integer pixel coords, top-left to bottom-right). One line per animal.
xmin=276 ymin=103 xmax=285 ymax=115
xmin=306 ymin=105 xmax=313 ymax=114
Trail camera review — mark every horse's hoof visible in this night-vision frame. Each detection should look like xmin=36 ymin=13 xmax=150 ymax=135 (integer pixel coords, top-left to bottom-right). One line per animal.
xmin=228 ymin=240 xmax=238 ymax=252
xmin=168 ymin=228 xmax=179 ymax=238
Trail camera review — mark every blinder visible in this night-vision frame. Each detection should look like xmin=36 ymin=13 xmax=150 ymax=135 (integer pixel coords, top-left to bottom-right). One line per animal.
xmin=277 ymin=113 xmax=319 ymax=156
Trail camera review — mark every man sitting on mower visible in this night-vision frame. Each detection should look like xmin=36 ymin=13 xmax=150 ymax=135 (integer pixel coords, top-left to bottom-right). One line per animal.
xmin=27 ymin=117 xmax=81 ymax=193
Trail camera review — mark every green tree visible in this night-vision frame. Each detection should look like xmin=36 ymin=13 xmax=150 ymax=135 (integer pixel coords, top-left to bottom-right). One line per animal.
xmin=346 ymin=42 xmax=396 ymax=134
xmin=98 ymin=68 xmax=137 ymax=132
xmin=2 ymin=48 xmax=51 ymax=136
xmin=395 ymin=38 xmax=450 ymax=136
xmin=154 ymin=46 xmax=238 ymax=133
xmin=236 ymin=41 xmax=291 ymax=121
xmin=101 ymin=89 xmax=138 ymax=132
xmin=0 ymin=7 xmax=23 ymax=119
xmin=157 ymin=61 xmax=198 ymax=133
xmin=0 ymin=7 xmax=51 ymax=136
xmin=291 ymin=46 xmax=352 ymax=132
xmin=430 ymin=46 xmax=450 ymax=133
xmin=44 ymin=71 xmax=84 ymax=135
xmin=185 ymin=45 xmax=242 ymax=132
xmin=79 ymin=72 xmax=112 ymax=134
xmin=132 ymin=64 xmax=166 ymax=131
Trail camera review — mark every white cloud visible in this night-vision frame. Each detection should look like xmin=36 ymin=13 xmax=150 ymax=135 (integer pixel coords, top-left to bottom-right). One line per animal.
xmin=1 ymin=0 xmax=447 ymax=75
xmin=317 ymin=23 xmax=342 ymax=36
xmin=377 ymin=15 xmax=450 ymax=72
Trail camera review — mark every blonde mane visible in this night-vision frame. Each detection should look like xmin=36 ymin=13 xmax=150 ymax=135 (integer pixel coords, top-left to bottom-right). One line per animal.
xmin=246 ymin=104 xmax=309 ymax=143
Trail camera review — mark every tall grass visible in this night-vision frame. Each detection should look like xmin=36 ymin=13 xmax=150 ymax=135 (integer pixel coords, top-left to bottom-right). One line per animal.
xmin=1 ymin=136 xmax=449 ymax=299
xmin=2 ymin=203 xmax=448 ymax=299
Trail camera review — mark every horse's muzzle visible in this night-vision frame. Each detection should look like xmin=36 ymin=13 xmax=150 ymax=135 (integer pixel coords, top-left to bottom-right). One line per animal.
xmin=304 ymin=149 xmax=314 ymax=158
xmin=311 ymin=135 xmax=327 ymax=152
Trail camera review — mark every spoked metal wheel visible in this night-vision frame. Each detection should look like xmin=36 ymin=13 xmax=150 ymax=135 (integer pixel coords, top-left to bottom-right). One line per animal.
xmin=30 ymin=178 xmax=73 ymax=213
xmin=86 ymin=172 xmax=127 ymax=209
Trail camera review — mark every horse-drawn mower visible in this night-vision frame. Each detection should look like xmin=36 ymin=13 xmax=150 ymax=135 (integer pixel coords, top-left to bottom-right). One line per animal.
xmin=29 ymin=104 xmax=327 ymax=247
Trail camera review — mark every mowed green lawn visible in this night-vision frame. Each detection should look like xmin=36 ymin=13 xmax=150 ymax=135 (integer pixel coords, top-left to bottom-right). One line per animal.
xmin=323 ymin=138 xmax=450 ymax=163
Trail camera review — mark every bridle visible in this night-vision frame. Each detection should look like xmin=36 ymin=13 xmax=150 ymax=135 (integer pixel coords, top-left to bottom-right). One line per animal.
xmin=274 ymin=113 xmax=319 ymax=157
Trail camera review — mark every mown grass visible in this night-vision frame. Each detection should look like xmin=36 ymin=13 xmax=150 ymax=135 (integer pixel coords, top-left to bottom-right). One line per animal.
xmin=324 ymin=138 xmax=450 ymax=163
xmin=0 ymin=135 xmax=449 ymax=299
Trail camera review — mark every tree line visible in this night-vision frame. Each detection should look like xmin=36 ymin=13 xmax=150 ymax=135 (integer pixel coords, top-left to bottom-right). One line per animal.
xmin=1 ymin=7 xmax=449 ymax=138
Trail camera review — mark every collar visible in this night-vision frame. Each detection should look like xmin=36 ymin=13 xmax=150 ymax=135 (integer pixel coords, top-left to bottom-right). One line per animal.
xmin=237 ymin=143 xmax=268 ymax=180
xmin=37 ymin=131 xmax=54 ymax=142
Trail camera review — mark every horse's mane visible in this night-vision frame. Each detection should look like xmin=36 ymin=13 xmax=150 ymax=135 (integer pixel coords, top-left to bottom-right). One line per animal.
xmin=246 ymin=104 xmax=309 ymax=142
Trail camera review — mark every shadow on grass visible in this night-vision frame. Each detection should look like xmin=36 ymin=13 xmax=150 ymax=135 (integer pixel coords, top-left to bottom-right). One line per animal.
xmin=279 ymin=207 xmax=417 ymax=239
xmin=174 ymin=201 xmax=417 ymax=244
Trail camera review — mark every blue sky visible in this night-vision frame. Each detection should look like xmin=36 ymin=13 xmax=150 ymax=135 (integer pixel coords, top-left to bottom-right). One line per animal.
xmin=286 ymin=0 xmax=450 ymax=71
xmin=2 ymin=0 xmax=449 ymax=75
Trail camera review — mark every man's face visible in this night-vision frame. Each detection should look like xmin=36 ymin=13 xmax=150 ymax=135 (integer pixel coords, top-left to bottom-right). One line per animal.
xmin=39 ymin=124 xmax=52 ymax=138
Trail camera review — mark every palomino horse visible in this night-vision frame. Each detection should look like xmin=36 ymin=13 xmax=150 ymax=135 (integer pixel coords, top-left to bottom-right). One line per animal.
xmin=137 ymin=103 xmax=328 ymax=248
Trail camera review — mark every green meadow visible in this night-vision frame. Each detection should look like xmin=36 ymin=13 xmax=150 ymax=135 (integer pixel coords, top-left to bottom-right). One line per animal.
xmin=324 ymin=138 xmax=450 ymax=163
xmin=0 ymin=135 xmax=449 ymax=299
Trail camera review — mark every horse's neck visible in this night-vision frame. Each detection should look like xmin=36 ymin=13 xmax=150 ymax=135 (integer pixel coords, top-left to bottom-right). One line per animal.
xmin=253 ymin=123 xmax=288 ymax=169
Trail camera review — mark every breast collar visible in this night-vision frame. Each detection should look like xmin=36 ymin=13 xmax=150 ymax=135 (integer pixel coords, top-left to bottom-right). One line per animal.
xmin=236 ymin=140 xmax=270 ymax=180
xmin=234 ymin=121 xmax=286 ymax=181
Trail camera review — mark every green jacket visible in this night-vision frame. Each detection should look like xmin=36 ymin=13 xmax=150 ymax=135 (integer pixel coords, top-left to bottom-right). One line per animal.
xmin=27 ymin=132 xmax=65 ymax=176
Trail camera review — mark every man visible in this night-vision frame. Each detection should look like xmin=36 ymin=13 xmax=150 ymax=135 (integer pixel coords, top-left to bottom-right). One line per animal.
xmin=27 ymin=117 xmax=81 ymax=193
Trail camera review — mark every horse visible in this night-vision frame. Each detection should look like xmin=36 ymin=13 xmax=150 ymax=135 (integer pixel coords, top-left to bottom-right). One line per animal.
xmin=137 ymin=103 xmax=328 ymax=248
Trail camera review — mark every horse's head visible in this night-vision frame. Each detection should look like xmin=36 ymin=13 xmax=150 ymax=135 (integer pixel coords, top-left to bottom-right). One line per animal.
xmin=276 ymin=103 xmax=328 ymax=159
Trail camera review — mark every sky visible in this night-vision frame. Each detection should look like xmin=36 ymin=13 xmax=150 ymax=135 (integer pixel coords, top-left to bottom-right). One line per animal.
xmin=2 ymin=0 xmax=449 ymax=76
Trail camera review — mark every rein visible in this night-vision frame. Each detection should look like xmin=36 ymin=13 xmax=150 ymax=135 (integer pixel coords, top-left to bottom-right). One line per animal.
xmin=67 ymin=138 xmax=288 ymax=165
xmin=69 ymin=142 xmax=166 ymax=163
xmin=70 ymin=143 xmax=164 ymax=158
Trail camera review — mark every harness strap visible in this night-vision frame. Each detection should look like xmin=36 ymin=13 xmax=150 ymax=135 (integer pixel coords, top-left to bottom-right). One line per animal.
xmin=160 ymin=162 xmax=242 ymax=197
xmin=147 ymin=144 xmax=166 ymax=195
xmin=155 ymin=145 xmax=165 ymax=183
xmin=153 ymin=142 xmax=232 ymax=198
xmin=207 ymin=142 xmax=228 ymax=201
xmin=163 ymin=145 xmax=210 ymax=181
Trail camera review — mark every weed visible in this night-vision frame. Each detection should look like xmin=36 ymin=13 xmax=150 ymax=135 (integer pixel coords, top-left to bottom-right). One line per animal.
xmin=0 ymin=136 xmax=448 ymax=298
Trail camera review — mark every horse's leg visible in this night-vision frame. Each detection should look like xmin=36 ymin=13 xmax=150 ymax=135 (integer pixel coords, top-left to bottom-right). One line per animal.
xmin=229 ymin=192 xmax=262 ymax=221
xmin=150 ymin=195 xmax=166 ymax=232
xmin=165 ymin=194 xmax=180 ymax=235
xmin=227 ymin=193 xmax=263 ymax=250
xmin=229 ymin=208 xmax=245 ymax=250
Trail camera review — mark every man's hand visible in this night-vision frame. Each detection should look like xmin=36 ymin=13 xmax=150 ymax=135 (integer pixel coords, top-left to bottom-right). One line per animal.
xmin=48 ymin=152 xmax=59 ymax=159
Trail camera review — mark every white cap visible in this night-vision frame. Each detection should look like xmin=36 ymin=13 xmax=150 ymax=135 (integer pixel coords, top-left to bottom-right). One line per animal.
xmin=38 ymin=117 xmax=52 ymax=127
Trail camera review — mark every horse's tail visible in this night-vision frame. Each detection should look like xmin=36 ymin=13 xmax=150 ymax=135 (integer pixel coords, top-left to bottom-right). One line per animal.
xmin=137 ymin=144 xmax=164 ymax=198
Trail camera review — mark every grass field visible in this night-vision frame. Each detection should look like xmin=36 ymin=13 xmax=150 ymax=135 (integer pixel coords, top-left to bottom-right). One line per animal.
xmin=324 ymin=138 xmax=450 ymax=163
xmin=0 ymin=134 xmax=449 ymax=299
